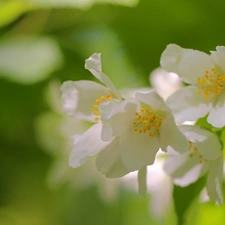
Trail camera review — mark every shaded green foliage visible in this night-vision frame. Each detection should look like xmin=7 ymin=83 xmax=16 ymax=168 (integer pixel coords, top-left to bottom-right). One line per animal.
xmin=1 ymin=0 xmax=225 ymax=224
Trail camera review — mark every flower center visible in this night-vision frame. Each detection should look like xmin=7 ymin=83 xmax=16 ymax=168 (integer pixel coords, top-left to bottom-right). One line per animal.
xmin=188 ymin=141 xmax=207 ymax=164
xmin=132 ymin=108 xmax=163 ymax=137
xmin=92 ymin=95 xmax=112 ymax=121
xmin=196 ymin=68 xmax=225 ymax=98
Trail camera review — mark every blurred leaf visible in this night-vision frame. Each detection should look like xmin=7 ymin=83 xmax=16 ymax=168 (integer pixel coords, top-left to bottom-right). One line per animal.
xmin=0 ymin=1 xmax=28 ymax=28
xmin=58 ymin=27 xmax=146 ymax=88
xmin=0 ymin=37 xmax=63 ymax=84
xmin=28 ymin=0 xmax=139 ymax=9
xmin=173 ymin=176 xmax=206 ymax=225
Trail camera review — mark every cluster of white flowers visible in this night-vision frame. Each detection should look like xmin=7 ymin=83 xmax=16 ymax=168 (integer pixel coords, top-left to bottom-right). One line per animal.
xmin=61 ymin=45 xmax=225 ymax=205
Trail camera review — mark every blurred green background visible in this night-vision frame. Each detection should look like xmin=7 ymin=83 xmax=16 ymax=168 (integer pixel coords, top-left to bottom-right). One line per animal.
xmin=1 ymin=0 xmax=225 ymax=224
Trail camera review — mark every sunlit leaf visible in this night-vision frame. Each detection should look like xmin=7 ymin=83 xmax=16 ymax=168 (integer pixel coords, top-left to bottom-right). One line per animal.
xmin=0 ymin=1 xmax=29 ymax=28
xmin=0 ymin=37 xmax=63 ymax=84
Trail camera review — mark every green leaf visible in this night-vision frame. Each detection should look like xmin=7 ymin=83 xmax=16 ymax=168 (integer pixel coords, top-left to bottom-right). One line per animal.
xmin=0 ymin=37 xmax=63 ymax=84
xmin=0 ymin=1 xmax=29 ymax=28
xmin=173 ymin=176 xmax=206 ymax=225
xmin=28 ymin=0 xmax=139 ymax=9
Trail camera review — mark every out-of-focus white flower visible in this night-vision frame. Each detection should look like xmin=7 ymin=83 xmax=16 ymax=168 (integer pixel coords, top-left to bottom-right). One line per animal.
xmin=120 ymin=151 xmax=173 ymax=220
xmin=164 ymin=125 xmax=223 ymax=205
xmin=61 ymin=53 xmax=122 ymax=122
xmin=150 ymin=67 xmax=183 ymax=100
xmin=96 ymin=91 xmax=188 ymax=177
xmin=61 ymin=53 xmax=123 ymax=168
xmin=160 ymin=44 xmax=225 ymax=127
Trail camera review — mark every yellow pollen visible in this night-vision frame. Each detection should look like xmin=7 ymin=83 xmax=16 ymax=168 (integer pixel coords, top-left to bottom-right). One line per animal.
xmin=92 ymin=95 xmax=112 ymax=121
xmin=188 ymin=141 xmax=207 ymax=164
xmin=132 ymin=108 xmax=163 ymax=138
xmin=196 ymin=68 xmax=225 ymax=99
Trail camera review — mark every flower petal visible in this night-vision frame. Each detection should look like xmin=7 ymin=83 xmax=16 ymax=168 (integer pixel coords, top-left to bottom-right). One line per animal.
xmin=107 ymin=98 xmax=139 ymax=137
xmin=160 ymin=44 xmax=214 ymax=84
xmin=61 ymin=80 xmax=110 ymax=121
xmin=150 ymin=67 xmax=183 ymax=100
xmin=69 ymin=123 xmax=109 ymax=168
xmin=96 ymin=137 xmax=130 ymax=178
xmin=120 ymin=128 xmax=160 ymax=171
xmin=208 ymin=91 xmax=225 ymax=128
xmin=138 ymin=167 xmax=147 ymax=195
xmin=211 ymin=46 xmax=225 ymax=74
xmin=166 ymin=86 xmax=212 ymax=124
xmin=135 ymin=91 xmax=169 ymax=112
xmin=160 ymin=112 xmax=188 ymax=153
xmin=85 ymin=53 xmax=122 ymax=99
xmin=207 ymin=154 xmax=224 ymax=205
xmin=179 ymin=125 xmax=222 ymax=160
xmin=164 ymin=152 xmax=208 ymax=187
xmin=99 ymin=99 xmax=121 ymax=141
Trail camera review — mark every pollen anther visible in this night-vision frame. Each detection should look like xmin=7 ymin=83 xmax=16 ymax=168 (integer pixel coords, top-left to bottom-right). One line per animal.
xmin=92 ymin=95 xmax=112 ymax=121
xmin=132 ymin=108 xmax=163 ymax=138
xmin=196 ymin=68 xmax=225 ymax=99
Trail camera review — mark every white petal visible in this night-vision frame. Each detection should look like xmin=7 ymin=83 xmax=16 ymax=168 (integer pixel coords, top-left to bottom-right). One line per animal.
xmin=208 ymin=91 xmax=225 ymax=128
xmin=211 ymin=46 xmax=225 ymax=73
xmin=96 ymin=137 xmax=130 ymax=178
xmin=150 ymin=67 xmax=183 ymax=100
xmin=85 ymin=53 xmax=122 ymax=99
xmin=160 ymin=112 xmax=188 ymax=153
xmin=164 ymin=152 xmax=208 ymax=187
xmin=99 ymin=99 xmax=121 ymax=141
xmin=101 ymin=122 xmax=114 ymax=142
xmin=179 ymin=125 xmax=222 ymax=160
xmin=207 ymin=154 xmax=224 ymax=205
xmin=69 ymin=123 xmax=109 ymax=168
xmin=107 ymin=98 xmax=139 ymax=137
xmin=166 ymin=86 xmax=212 ymax=124
xmin=138 ymin=167 xmax=147 ymax=195
xmin=61 ymin=80 xmax=109 ymax=121
xmin=160 ymin=44 xmax=214 ymax=84
xmin=135 ymin=91 xmax=169 ymax=112
xmin=120 ymin=129 xmax=160 ymax=171
xmin=98 ymin=99 xmax=121 ymax=121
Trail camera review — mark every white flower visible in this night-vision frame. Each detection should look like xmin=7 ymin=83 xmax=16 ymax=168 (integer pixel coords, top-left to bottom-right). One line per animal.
xmin=160 ymin=44 xmax=225 ymax=127
xmin=60 ymin=53 xmax=122 ymax=168
xmin=150 ymin=67 xmax=183 ymax=100
xmin=96 ymin=91 xmax=188 ymax=177
xmin=164 ymin=125 xmax=223 ymax=205
xmin=61 ymin=53 xmax=122 ymax=121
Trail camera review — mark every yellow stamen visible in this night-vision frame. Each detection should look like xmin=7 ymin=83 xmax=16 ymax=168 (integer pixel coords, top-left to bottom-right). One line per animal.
xmin=196 ymin=68 xmax=225 ymax=99
xmin=132 ymin=108 xmax=162 ymax=138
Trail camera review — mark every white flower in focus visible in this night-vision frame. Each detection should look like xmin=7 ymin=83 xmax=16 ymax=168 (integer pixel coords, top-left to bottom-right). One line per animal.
xmin=164 ymin=125 xmax=223 ymax=205
xmin=61 ymin=53 xmax=122 ymax=168
xmin=96 ymin=91 xmax=188 ymax=177
xmin=160 ymin=44 xmax=225 ymax=127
